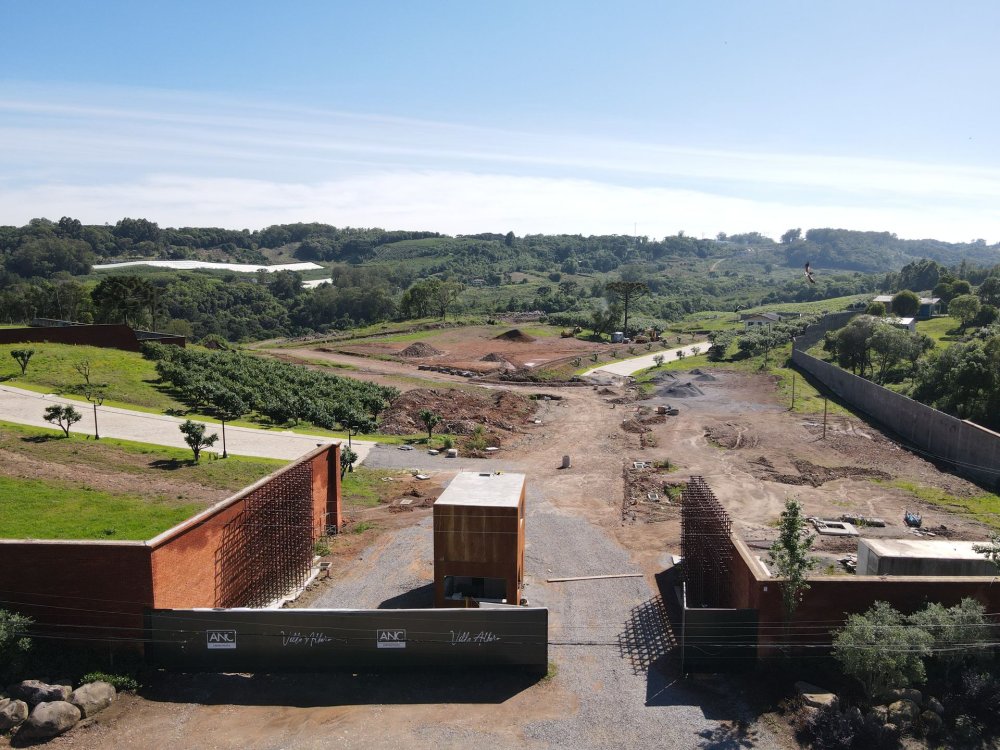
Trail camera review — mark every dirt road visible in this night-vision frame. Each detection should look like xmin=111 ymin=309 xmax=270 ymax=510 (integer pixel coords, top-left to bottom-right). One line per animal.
xmin=581 ymin=341 xmax=708 ymax=377
xmin=0 ymin=384 xmax=373 ymax=462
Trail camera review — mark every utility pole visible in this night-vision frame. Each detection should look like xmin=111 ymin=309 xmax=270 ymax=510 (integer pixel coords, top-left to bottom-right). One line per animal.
xmin=822 ymin=397 xmax=828 ymax=440
xmin=790 ymin=373 xmax=796 ymax=411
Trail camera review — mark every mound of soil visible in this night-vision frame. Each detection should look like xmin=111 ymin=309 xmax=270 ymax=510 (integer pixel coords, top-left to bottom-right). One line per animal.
xmin=494 ymin=329 xmax=536 ymax=343
xmin=480 ymin=352 xmax=510 ymax=362
xmin=378 ymin=388 xmax=536 ymax=436
xmin=399 ymin=342 xmax=443 ymax=357
xmin=705 ymin=423 xmax=760 ymax=449
xmin=659 ymin=382 xmax=704 ymax=398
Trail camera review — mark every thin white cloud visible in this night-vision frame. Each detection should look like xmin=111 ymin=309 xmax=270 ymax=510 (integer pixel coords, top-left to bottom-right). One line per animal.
xmin=0 ymin=83 xmax=998 ymax=241
xmin=1 ymin=172 xmax=996 ymax=243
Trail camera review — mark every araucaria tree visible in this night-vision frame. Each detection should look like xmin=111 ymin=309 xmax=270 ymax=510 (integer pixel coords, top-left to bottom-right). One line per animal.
xmin=43 ymin=404 xmax=81 ymax=437
xmin=767 ymin=498 xmax=817 ymax=625
xmin=605 ymin=280 xmax=649 ymax=338
xmin=179 ymin=420 xmax=218 ymax=462
xmin=419 ymin=409 xmax=442 ymax=441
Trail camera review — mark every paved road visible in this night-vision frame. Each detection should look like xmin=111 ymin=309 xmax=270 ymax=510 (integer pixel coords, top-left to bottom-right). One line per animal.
xmin=581 ymin=341 xmax=708 ymax=378
xmin=0 ymin=384 xmax=373 ymax=462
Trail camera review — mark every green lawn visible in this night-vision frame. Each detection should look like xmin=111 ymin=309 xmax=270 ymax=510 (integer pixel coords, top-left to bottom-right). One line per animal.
xmin=0 ymin=476 xmax=202 ymax=540
xmin=916 ymin=316 xmax=965 ymax=348
xmin=0 ymin=420 xmax=289 ymax=539
xmin=1 ymin=342 xmax=184 ymax=412
xmin=740 ymin=294 xmax=869 ymax=315
xmin=0 ymin=420 xmax=286 ymax=491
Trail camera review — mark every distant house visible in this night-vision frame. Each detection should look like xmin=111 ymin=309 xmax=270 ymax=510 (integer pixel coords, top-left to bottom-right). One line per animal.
xmin=740 ymin=312 xmax=780 ymax=329
xmin=872 ymin=295 xmax=941 ymax=320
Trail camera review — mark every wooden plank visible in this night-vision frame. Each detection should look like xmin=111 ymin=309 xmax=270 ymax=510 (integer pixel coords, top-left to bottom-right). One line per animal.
xmin=546 ymin=573 xmax=643 ymax=583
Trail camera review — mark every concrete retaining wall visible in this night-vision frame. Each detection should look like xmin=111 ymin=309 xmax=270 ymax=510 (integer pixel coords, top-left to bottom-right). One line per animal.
xmin=0 ymin=324 xmax=185 ymax=351
xmin=792 ymin=347 xmax=1000 ymax=487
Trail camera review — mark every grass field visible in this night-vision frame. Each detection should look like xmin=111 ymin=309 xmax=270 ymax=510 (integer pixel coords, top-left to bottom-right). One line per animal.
xmin=0 ymin=342 xmax=184 ymax=412
xmin=882 ymin=479 xmax=1000 ymax=531
xmin=0 ymin=420 xmax=286 ymax=539
xmin=916 ymin=315 xmax=964 ymax=348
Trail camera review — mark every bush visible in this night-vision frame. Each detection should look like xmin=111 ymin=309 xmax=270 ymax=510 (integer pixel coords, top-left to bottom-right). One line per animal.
xmin=0 ymin=608 xmax=32 ymax=680
xmin=80 ymin=670 xmax=139 ymax=692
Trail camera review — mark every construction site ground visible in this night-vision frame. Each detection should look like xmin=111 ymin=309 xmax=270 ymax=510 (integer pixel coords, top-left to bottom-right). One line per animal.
xmin=20 ymin=361 xmax=998 ymax=750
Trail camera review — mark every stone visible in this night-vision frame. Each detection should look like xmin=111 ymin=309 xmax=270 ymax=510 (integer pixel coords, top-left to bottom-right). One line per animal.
xmin=924 ymin=696 xmax=944 ymax=715
xmin=887 ymin=699 xmax=920 ymax=727
xmin=794 ymin=680 xmax=838 ymax=709
xmin=883 ymin=687 xmax=922 ymax=705
xmin=16 ymin=701 xmax=80 ymax=741
xmin=10 ymin=679 xmax=71 ymax=706
xmin=870 ymin=705 xmax=889 ymax=723
xmin=920 ymin=709 xmax=944 ymax=734
xmin=69 ymin=681 xmax=116 ymax=718
xmin=0 ymin=699 xmax=28 ymax=731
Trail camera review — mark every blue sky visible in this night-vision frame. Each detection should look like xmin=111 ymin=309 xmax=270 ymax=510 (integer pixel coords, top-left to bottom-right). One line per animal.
xmin=2 ymin=1 xmax=999 ymax=241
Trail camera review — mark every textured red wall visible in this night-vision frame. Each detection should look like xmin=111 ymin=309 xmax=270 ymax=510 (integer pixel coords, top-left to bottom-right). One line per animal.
xmin=0 ymin=325 xmax=184 ymax=351
xmin=1 ymin=444 xmax=339 ymax=650
xmin=728 ymin=537 xmax=1000 ymax=657
xmin=0 ymin=541 xmax=153 ymax=640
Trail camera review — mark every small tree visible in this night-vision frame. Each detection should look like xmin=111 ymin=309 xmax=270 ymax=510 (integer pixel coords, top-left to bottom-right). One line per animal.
xmin=767 ymin=498 xmax=817 ymax=625
xmin=83 ymin=385 xmax=107 ymax=440
xmin=11 ymin=349 xmax=34 ymax=376
xmin=418 ymin=409 xmax=442 ymax=441
xmin=891 ymin=289 xmax=920 ymax=317
xmin=949 ymin=293 xmax=981 ymax=329
xmin=43 ymin=404 xmax=81 ymax=437
xmin=340 ymin=446 xmax=358 ymax=479
xmin=179 ymin=420 xmax=218 ymax=462
xmin=865 ymin=300 xmax=886 ymax=317
xmin=653 ymin=354 xmax=665 ymax=367
xmin=74 ymin=359 xmax=92 ymax=386
xmin=211 ymin=391 xmax=248 ymax=459
xmin=973 ymin=533 xmax=1000 ymax=570
xmin=833 ymin=601 xmax=933 ymax=701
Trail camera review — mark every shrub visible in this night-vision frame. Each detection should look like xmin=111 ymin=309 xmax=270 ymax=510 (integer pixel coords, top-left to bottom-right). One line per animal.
xmin=80 ymin=671 xmax=139 ymax=693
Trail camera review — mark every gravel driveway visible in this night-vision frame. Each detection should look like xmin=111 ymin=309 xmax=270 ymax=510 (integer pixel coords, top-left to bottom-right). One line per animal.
xmin=582 ymin=341 xmax=708 ymax=378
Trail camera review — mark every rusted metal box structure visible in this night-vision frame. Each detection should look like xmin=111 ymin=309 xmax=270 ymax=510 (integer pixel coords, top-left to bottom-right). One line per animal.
xmin=433 ymin=472 xmax=526 ymax=608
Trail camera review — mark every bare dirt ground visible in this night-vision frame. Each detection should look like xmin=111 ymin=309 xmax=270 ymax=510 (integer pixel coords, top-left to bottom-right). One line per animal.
xmin=15 ymin=361 xmax=997 ymax=749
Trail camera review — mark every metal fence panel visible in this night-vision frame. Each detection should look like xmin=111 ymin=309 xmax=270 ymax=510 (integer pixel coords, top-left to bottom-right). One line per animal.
xmin=146 ymin=608 xmax=548 ymax=673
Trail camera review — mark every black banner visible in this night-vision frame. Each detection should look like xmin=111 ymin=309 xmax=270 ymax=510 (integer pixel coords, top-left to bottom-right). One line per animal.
xmin=146 ymin=608 xmax=548 ymax=673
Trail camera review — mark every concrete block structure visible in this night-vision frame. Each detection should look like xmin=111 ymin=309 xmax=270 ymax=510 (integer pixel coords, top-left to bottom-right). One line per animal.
xmin=857 ymin=538 xmax=997 ymax=577
xmin=433 ymin=472 xmax=526 ymax=608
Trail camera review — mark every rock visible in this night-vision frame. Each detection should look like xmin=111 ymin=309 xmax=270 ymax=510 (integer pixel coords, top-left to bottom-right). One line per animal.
xmin=924 ymin=696 xmax=944 ymax=715
xmin=883 ymin=687 xmax=922 ymax=705
xmin=68 ymin=681 xmax=116 ymax=718
xmin=845 ymin=706 xmax=864 ymax=726
xmin=10 ymin=679 xmax=71 ymax=706
xmin=16 ymin=701 xmax=80 ymax=741
xmin=920 ymin=709 xmax=944 ymax=734
xmin=887 ymin=699 xmax=920 ymax=727
xmin=870 ymin=705 xmax=889 ymax=723
xmin=794 ymin=680 xmax=838 ymax=709
xmin=0 ymin=699 xmax=28 ymax=731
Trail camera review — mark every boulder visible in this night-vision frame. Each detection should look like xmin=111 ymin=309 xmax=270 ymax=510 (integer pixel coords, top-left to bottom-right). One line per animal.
xmin=883 ymin=687 xmax=922 ymax=705
xmin=0 ymin=699 xmax=29 ymax=731
xmin=887 ymin=699 xmax=920 ymax=727
xmin=69 ymin=681 xmax=116 ymax=718
xmin=16 ymin=701 xmax=80 ymax=741
xmin=10 ymin=680 xmax=71 ymax=706
xmin=920 ymin=709 xmax=944 ymax=734
xmin=924 ymin=696 xmax=944 ymax=715
xmin=794 ymin=680 xmax=838 ymax=709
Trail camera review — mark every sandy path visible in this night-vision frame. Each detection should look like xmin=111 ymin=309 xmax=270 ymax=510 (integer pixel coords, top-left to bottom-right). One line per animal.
xmin=0 ymin=384 xmax=372 ymax=462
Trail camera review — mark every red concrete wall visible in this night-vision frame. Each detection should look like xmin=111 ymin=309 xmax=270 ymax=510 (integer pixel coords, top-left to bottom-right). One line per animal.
xmin=149 ymin=444 xmax=337 ymax=609
xmin=1 ymin=444 xmax=339 ymax=650
xmin=0 ymin=325 xmax=184 ymax=352
xmin=728 ymin=537 xmax=1000 ymax=658
xmin=0 ymin=541 xmax=152 ymax=641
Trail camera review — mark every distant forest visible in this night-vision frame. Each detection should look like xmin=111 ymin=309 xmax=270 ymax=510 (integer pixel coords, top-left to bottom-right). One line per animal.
xmin=1 ymin=216 xmax=998 ymax=342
